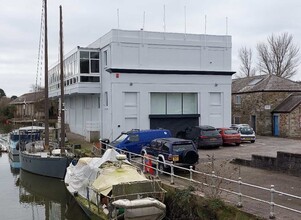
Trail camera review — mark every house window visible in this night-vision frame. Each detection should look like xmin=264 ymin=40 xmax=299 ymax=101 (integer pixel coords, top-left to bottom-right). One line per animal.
xmin=104 ymin=92 xmax=108 ymax=107
xmin=151 ymin=93 xmax=197 ymax=115
xmin=103 ymin=50 xmax=108 ymax=67
xmin=233 ymin=116 xmax=240 ymax=124
xmin=235 ymin=95 xmax=241 ymax=105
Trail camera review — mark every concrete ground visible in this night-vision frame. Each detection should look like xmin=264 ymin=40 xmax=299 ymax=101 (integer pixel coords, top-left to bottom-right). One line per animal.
xmin=66 ymin=132 xmax=301 ymax=219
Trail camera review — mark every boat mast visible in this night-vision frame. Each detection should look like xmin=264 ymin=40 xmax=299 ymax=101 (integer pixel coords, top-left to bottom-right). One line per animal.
xmin=59 ymin=5 xmax=65 ymax=153
xmin=44 ymin=0 xmax=49 ymax=150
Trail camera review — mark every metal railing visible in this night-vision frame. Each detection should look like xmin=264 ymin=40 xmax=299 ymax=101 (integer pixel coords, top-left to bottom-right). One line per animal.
xmin=97 ymin=141 xmax=301 ymax=219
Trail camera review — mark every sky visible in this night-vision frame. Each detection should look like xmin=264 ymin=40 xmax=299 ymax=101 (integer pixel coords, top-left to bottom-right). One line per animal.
xmin=1 ymin=0 xmax=301 ymax=97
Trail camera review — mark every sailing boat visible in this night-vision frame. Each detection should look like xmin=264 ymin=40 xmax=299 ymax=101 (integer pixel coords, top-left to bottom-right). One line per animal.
xmin=19 ymin=1 xmax=73 ymax=179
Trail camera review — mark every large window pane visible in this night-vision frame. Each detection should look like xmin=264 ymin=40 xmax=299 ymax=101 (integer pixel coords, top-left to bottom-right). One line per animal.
xmin=183 ymin=93 xmax=197 ymax=114
xmin=91 ymin=60 xmax=99 ymax=73
xmin=151 ymin=93 xmax=166 ymax=114
xmin=90 ymin=52 xmax=99 ymax=59
xmin=80 ymin=51 xmax=89 ymax=59
xmin=167 ymin=93 xmax=182 ymax=114
xmin=80 ymin=60 xmax=89 ymax=73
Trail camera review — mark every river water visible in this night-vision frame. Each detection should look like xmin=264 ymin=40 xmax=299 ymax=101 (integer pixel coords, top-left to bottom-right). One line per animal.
xmin=0 ymin=152 xmax=89 ymax=220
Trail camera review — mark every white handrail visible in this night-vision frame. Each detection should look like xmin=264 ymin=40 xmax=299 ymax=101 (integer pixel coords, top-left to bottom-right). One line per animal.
xmin=100 ymin=141 xmax=301 ymax=219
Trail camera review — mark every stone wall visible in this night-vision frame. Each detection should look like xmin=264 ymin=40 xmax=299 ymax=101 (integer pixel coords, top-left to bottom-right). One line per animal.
xmin=232 ymin=91 xmax=291 ymax=135
xmin=232 ymin=151 xmax=301 ymax=177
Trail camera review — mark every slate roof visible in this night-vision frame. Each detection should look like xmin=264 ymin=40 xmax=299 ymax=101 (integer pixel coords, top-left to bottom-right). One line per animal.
xmin=232 ymin=75 xmax=301 ymax=94
xmin=10 ymin=91 xmax=44 ymax=105
xmin=272 ymin=93 xmax=301 ymax=113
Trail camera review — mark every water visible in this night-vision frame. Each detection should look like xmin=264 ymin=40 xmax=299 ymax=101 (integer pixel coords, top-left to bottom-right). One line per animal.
xmin=0 ymin=152 xmax=89 ymax=220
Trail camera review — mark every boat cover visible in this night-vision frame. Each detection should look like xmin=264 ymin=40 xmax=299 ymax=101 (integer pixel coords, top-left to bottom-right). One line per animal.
xmin=64 ymin=149 xmax=122 ymax=198
xmin=92 ymin=164 xmax=148 ymax=196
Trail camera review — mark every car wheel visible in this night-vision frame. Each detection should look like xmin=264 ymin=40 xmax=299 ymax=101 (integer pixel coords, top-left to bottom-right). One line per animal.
xmin=158 ymin=162 xmax=165 ymax=174
xmin=251 ymin=140 xmax=255 ymax=143
xmin=236 ymin=143 xmax=240 ymax=146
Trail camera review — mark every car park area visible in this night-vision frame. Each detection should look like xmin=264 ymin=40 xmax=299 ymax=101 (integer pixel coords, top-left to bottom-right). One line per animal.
xmin=197 ymin=135 xmax=300 ymax=162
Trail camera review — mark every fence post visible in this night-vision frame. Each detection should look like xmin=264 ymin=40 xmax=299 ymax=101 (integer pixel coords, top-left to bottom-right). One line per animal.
xmin=128 ymin=151 xmax=131 ymax=162
xmin=237 ymin=176 xmax=243 ymax=208
xmin=170 ymin=162 xmax=174 ymax=185
xmin=211 ymin=171 xmax=216 ymax=196
xmin=189 ymin=166 xmax=193 ymax=182
xmin=156 ymin=157 xmax=159 ymax=177
xmin=142 ymin=155 xmax=146 ymax=173
xmin=269 ymin=185 xmax=275 ymax=219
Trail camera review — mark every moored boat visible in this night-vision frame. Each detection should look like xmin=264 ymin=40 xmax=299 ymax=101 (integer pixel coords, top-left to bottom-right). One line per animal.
xmin=19 ymin=1 xmax=74 ymax=180
xmin=65 ymin=149 xmax=166 ymax=220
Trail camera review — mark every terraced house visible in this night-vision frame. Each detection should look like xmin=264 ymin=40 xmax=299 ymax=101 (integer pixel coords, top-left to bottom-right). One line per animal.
xmin=49 ymin=29 xmax=234 ymax=141
xmin=232 ymin=75 xmax=301 ymax=138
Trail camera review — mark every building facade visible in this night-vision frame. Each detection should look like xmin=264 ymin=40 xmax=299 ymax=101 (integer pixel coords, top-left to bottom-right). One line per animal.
xmin=232 ymin=75 xmax=301 ymax=137
xmin=49 ymin=29 xmax=234 ymax=141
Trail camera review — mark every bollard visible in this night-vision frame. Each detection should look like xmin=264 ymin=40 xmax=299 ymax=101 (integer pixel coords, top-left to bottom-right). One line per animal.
xmin=269 ymin=185 xmax=275 ymax=219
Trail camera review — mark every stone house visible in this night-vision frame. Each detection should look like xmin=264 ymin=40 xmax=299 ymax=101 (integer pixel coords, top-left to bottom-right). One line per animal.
xmin=232 ymin=75 xmax=301 ymax=137
xmin=9 ymin=91 xmax=59 ymax=125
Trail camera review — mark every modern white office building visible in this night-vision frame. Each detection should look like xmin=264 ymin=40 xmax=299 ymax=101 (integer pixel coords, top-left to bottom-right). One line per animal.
xmin=49 ymin=29 xmax=234 ymax=141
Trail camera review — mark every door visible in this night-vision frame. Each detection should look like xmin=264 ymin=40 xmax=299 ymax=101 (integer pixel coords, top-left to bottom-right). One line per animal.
xmin=273 ymin=115 xmax=279 ymax=136
xmin=251 ymin=115 xmax=256 ymax=132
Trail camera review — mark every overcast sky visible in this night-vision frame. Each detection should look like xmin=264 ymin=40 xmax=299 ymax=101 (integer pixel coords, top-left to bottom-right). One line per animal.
xmin=1 ymin=0 xmax=301 ymax=97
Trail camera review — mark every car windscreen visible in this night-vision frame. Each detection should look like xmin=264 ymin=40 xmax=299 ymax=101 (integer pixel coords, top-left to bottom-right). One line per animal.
xmin=201 ymin=129 xmax=219 ymax=136
xmin=239 ymin=127 xmax=254 ymax=134
xmin=112 ymin=133 xmax=128 ymax=143
xmin=172 ymin=143 xmax=195 ymax=153
xmin=224 ymin=129 xmax=238 ymax=134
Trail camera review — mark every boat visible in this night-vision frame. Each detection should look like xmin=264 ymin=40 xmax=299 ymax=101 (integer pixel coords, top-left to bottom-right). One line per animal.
xmin=65 ymin=148 xmax=166 ymax=220
xmin=0 ymin=133 xmax=8 ymax=152
xmin=19 ymin=1 xmax=73 ymax=179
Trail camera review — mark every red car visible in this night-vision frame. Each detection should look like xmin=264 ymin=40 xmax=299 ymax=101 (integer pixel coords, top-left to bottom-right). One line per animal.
xmin=217 ymin=128 xmax=241 ymax=146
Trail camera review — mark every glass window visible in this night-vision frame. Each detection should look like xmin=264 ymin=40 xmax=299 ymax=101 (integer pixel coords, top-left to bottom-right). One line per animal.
xmin=104 ymin=50 xmax=108 ymax=66
xmin=183 ymin=93 xmax=197 ymax=114
xmin=80 ymin=51 xmax=89 ymax=59
xmin=80 ymin=59 xmax=89 ymax=73
xmin=151 ymin=93 xmax=166 ymax=114
xmin=128 ymin=134 xmax=139 ymax=142
xmin=150 ymin=92 xmax=198 ymax=115
xmin=235 ymin=95 xmax=241 ymax=105
xmin=91 ymin=60 xmax=99 ymax=73
xmin=167 ymin=93 xmax=182 ymax=114
xmin=90 ymin=52 xmax=99 ymax=59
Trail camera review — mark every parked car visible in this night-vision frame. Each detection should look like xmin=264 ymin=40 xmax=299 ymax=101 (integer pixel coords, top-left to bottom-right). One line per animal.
xmin=176 ymin=125 xmax=222 ymax=149
xmin=141 ymin=137 xmax=199 ymax=171
xmin=237 ymin=126 xmax=256 ymax=143
xmin=217 ymin=128 xmax=241 ymax=146
xmin=110 ymin=129 xmax=172 ymax=154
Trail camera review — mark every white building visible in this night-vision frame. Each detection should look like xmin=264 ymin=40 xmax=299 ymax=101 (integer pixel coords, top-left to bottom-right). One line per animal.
xmin=49 ymin=29 xmax=234 ymax=141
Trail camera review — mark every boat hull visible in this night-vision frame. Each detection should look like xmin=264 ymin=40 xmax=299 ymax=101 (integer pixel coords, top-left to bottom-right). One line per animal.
xmin=20 ymin=151 xmax=71 ymax=179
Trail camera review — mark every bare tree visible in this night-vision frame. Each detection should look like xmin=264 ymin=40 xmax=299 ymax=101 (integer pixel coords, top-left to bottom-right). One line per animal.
xmin=238 ymin=47 xmax=256 ymax=77
xmin=257 ymin=33 xmax=300 ymax=79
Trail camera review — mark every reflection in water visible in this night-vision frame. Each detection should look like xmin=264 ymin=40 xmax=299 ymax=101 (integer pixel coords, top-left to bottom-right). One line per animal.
xmin=19 ymin=170 xmax=67 ymax=220
xmin=18 ymin=170 xmax=89 ymax=220
xmin=0 ymin=152 xmax=89 ymax=220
